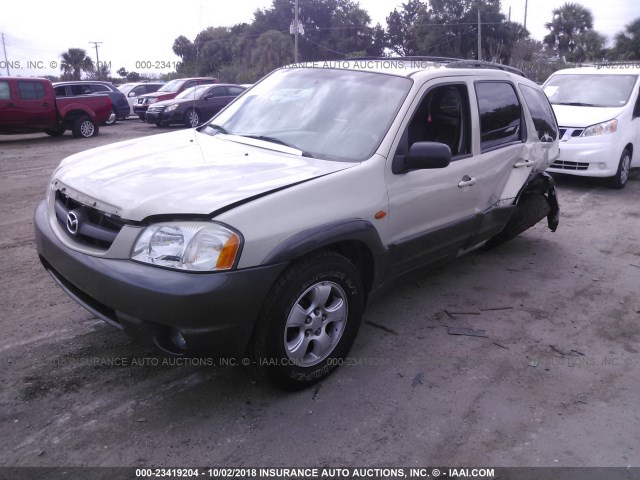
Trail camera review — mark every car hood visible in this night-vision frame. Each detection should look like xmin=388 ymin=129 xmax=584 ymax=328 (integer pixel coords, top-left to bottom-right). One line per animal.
xmin=551 ymin=105 xmax=626 ymax=128
xmin=53 ymin=129 xmax=355 ymax=221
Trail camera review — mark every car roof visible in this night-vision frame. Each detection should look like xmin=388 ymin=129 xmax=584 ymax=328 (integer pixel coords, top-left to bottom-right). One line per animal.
xmin=281 ymin=57 xmax=527 ymax=80
xmin=53 ymin=80 xmax=116 ymax=86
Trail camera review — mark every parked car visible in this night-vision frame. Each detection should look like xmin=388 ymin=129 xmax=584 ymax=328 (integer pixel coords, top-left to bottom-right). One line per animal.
xmin=34 ymin=59 xmax=560 ymax=390
xmin=53 ymin=81 xmax=130 ymax=126
xmin=145 ymin=84 xmax=246 ymax=127
xmin=117 ymin=82 xmax=164 ymax=116
xmin=133 ymin=77 xmax=218 ymax=120
xmin=0 ymin=77 xmax=111 ymax=138
xmin=543 ymin=65 xmax=640 ymax=188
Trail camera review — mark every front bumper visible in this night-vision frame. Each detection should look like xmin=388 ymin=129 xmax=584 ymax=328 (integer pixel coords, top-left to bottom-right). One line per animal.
xmin=34 ymin=200 xmax=287 ymax=357
xmin=547 ymin=138 xmax=619 ymax=178
xmin=145 ymin=109 xmax=180 ymax=125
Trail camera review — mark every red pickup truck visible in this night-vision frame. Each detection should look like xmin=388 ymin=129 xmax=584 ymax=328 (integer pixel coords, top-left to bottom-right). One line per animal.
xmin=0 ymin=77 xmax=112 ymax=138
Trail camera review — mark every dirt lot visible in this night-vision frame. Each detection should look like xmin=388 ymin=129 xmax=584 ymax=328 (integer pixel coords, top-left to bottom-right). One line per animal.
xmin=1 ymin=121 xmax=639 ymax=469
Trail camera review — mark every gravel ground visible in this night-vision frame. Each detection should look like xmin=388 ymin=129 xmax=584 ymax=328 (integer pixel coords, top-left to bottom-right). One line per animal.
xmin=1 ymin=121 xmax=639 ymax=468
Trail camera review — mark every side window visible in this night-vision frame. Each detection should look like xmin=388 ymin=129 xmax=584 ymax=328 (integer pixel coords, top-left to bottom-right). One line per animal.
xmin=405 ymin=83 xmax=471 ymax=158
xmin=18 ymin=81 xmax=46 ymax=100
xmin=228 ymin=86 xmax=245 ymax=96
xmin=520 ymin=84 xmax=558 ymax=142
xmin=208 ymin=87 xmax=227 ymax=97
xmin=475 ymin=81 xmax=523 ymax=151
xmin=132 ymin=85 xmax=147 ymax=96
xmin=54 ymin=86 xmax=67 ymax=97
xmin=183 ymin=81 xmax=196 ymax=90
xmin=0 ymin=81 xmax=10 ymax=100
xmin=90 ymin=84 xmax=109 ymax=93
xmin=71 ymin=85 xmax=92 ymax=95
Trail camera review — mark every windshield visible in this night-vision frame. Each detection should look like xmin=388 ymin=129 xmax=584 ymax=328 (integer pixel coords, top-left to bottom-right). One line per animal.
xmin=544 ymin=74 xmax=638 ymax=107
xmin=205 ymin=67 xmax=412 ymax=161
xmin=117 ymin=84 xmax=134 ymax=94
xmin=175 ymin=85 xmax=210 ymax=100
xmin=158 ymin=79 xmax=184 ymax=93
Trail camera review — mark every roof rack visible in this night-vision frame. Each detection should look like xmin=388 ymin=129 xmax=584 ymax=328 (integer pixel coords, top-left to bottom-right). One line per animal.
xmin=344 ymin=56 xmax=527 ymax=78
xmin=445 ymin=60 xmax=526 ymax=77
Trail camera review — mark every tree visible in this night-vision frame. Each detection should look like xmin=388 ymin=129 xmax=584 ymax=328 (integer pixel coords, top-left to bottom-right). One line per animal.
xmin=251 ymin=30 xmax=293 ymax=76
xmin=544 ymin=2 xmax=594 ymax=58
xmin=611 ymin=18 xmax=640 ymax=59
xmin=60 ymin=48 xmax=94 ymax=80
xmin=570 ymin=30 xmax=606 ymax=62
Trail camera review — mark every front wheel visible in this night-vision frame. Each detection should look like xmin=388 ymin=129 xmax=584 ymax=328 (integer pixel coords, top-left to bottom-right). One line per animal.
xmin=608 ymin=149 xmax=631 ymax=189
xmin=184 ymin=109 xmax=199 ymax=128
xmin=251 ymin=250 xmax=365 ymax=390
xmin=72 ymin=116 xmax=98 ymax=138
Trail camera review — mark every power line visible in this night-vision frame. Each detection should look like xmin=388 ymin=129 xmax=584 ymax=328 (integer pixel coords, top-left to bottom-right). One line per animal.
xmin=89 ymin=41 xmax=102 ymax=76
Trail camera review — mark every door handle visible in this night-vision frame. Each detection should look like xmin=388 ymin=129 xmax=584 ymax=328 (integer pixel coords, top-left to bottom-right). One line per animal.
xmin=514 ymin=160 xmax=534 ymax=168
xmin=458 ymin=176 xmax=476 ymax=188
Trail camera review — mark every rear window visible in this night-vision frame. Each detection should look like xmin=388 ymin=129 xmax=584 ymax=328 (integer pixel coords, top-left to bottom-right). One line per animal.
xmin=520 ymin=84 xmax=558 ymax=142
xmin=18 ymin=81 xmax=46 ymax=100
xmin=475 ymin=81 xmax=523 ymax=151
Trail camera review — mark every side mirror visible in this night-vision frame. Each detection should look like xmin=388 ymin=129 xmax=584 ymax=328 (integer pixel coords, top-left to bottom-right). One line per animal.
xmin=203 ymin=94 xmax=213 ymax=101
xmin=392 ymin=141 xmax=451 ymax=174
xmin=128 ymin=91 xmax=137 ymax=97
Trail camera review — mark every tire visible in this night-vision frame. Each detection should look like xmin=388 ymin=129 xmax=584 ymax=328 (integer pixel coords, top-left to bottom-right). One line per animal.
xmin=184 ymin=109 xmax=199 ymax=128
xmin=251 ymin=250 xmax=365 ymax=390
xmin=72 ymin=116 xmax=98 ymax=138
xmin=485 ymin=193 xmax=550 ymax=248
xmin=105 ymin=108 xmax=117 ymax=126
xmin=45 ymin=127 xmax=65 ymax=136
xmin=608 ymin=149 xmax=631 ymax=189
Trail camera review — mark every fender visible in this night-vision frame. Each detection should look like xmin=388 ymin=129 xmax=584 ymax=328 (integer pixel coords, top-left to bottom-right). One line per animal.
xmin=518 ymin=170 xmax=559 ymax=232
xmin=262 ymin=219 xmax=389 ymax=290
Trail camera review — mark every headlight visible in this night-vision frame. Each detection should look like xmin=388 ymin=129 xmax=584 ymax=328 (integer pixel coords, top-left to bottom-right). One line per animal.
xmin=582 ymin=119 xmax=618 ymax=137
xmin=148 ymin=98 xmax=158 ymax=104
xmin=164 ymin=103 xmax=179 ymax=112
xmin=132 ymin=222 xmax=241 ymax=271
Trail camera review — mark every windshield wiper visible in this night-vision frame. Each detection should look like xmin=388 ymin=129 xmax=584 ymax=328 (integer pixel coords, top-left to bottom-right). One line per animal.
xmin=240 ymin=135 xmax=314 ymax=157
xmin=552 ymin=101 xmax=599 ymax=107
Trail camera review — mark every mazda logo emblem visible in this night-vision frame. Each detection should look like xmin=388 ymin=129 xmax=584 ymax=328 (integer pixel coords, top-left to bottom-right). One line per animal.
xmin=66 ymin=211 xmax=80 ymax=235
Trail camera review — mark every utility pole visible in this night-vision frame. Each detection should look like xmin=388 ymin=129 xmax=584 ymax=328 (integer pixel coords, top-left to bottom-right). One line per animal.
xmin=524 ymin=0 xmax=528 ymax=30
xmin=89 ymin=41 xmax=102 ymax=77
xmin=1 ymin=33 xmax=9 ymax=75
xmin=477 ymin=1 xmax=482 ymax=61
xmin=290 ymin=0 xmax=303 ymax=63
xmin=294 ymin=0 xmax=299 ymax=63
xmin=508 ymin=6 xmax=511 ymax=22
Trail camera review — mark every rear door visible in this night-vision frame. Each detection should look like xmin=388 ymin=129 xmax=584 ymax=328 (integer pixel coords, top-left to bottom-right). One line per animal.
xmin=14 ymin=80 xmax=56 ymax=129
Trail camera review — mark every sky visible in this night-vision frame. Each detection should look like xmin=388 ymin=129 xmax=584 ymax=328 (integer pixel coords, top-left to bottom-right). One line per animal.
xmin=1 ymin=0 xmax=639 ymax=78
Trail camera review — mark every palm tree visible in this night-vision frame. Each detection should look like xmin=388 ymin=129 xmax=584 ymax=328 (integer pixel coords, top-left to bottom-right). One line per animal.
xmin=543 ymin=2 xmax=594 ymax=57
xmin=60 ymin=48 xmax=94 ymax=80
xmin=251 ymin=30 xmax=293 ymax=77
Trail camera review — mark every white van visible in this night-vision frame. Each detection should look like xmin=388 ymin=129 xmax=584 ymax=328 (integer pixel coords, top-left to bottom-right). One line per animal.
xmin=543 ymin=65 xmax=640 ymax=188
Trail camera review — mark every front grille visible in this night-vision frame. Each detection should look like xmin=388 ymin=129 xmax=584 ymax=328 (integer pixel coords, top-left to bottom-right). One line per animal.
xmin=551 ymin=160 xmax=589 ymax=171
xmin=54 ymin=190 xmax=125 ymax=249
xmin=559 ymin=127 xmax=584 ymax=141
